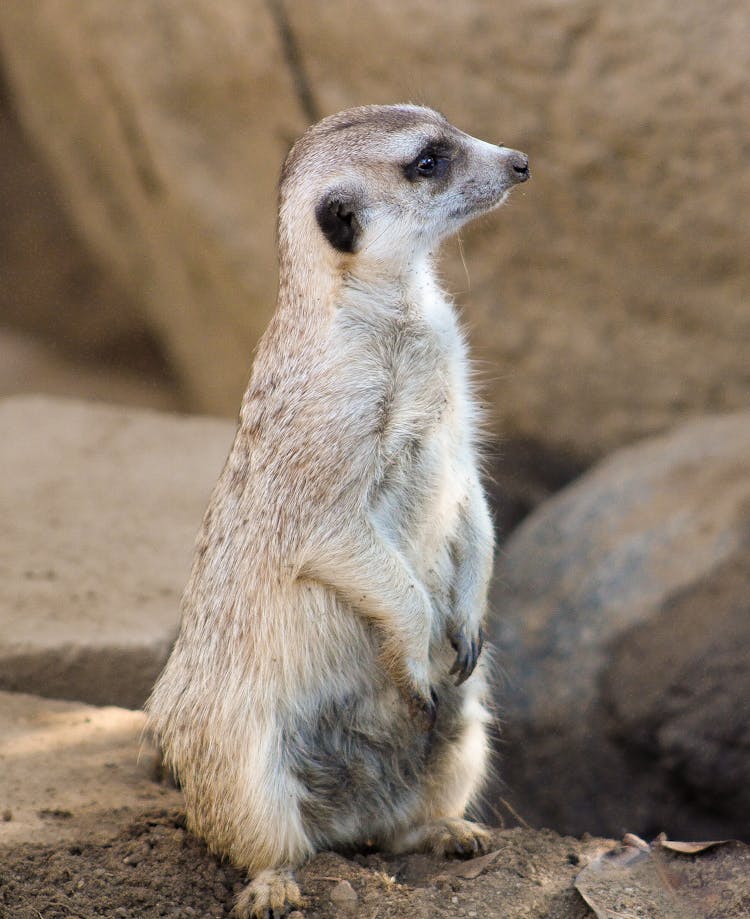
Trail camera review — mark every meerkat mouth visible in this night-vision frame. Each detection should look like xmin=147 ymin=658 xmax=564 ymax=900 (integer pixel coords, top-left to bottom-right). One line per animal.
xmin=448 ymin=189 xmax=512 ymax=221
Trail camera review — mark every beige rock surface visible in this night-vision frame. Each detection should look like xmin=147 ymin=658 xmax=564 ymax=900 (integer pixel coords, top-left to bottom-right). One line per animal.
xmin=0 ymin=1 xmax=747 ymax=456
xmin=0 ymin=691 xmax=181 ymax=846
xmin=0 ymin=396 xmax=235 ymax=708
xmin=0 ymin=0 xmax=305 ymax=413
xmin=0 ymin=70 xmax=162 ymax=378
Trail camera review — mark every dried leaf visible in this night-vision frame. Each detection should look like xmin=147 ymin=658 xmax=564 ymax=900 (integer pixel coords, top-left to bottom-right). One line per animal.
xmin=575 ymin=835 xmax=750 ymax=919
xmin=657 ymin=839 xmax=735 ymax=855
xmin=445 ymin=849 xmax=502 ymax=879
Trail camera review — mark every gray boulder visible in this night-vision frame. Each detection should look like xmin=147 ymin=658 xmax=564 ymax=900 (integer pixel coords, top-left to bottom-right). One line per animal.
xmin=487 ymin=413 xmax=750 ymax=840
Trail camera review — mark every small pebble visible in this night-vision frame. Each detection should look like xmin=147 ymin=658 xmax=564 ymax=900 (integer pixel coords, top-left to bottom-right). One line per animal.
xmin=1 ymin=809 xmax=11 ymax=822
xmin=330 ymin=879 xmax=358 ymax=904
xmin=123 ymin=842 xmax=150 ymax=866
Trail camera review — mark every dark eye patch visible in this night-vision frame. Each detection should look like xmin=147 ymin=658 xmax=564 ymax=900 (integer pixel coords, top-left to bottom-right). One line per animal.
xmin=403 ymin=142 xmax=453 ymax=182
xmin=315 ymin=191 xmax=361 ymax=253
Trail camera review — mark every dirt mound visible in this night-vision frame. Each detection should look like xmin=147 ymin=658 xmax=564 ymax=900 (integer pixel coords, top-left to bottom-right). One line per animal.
xmin=1 ymin=809 xmax=598 ymax=919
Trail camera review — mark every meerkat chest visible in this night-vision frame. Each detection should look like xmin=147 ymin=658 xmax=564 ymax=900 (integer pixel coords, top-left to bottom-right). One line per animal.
xmin=340 ymin=288 xmax=468 ymax=441
xmin=335 ymin=281 xmax=475 ymax=533
xmin=389 ymin=321 xmax=464 ymax=445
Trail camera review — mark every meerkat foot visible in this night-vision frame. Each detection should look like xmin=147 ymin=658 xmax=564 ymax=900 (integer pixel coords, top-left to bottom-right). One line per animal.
xmin=391 ymin=818 xmax=492 ymax=859
xmin=233 ymin=868 xmax=303 ymax=919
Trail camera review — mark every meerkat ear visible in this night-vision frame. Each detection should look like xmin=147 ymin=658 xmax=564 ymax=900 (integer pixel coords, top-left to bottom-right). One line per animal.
xmin=315 ymin=191 xmax=362 ymax=253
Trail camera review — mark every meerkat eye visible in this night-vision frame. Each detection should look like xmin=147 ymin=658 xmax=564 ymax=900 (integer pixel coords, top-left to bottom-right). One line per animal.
xmin=404 ymin=146 xmax=451 ymax=182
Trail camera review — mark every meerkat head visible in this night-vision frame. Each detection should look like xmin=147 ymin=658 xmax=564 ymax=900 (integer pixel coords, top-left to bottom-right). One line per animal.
xmin=278 ymin=104 xmax=529 ymax=272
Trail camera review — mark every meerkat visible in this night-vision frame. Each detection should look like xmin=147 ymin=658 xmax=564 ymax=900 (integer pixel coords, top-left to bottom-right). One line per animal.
xmin=147 ymin=104 xmax=529 ymax=918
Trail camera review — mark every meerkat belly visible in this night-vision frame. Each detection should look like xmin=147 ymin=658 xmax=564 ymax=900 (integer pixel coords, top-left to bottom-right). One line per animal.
xmin=278 ymin=579 xmax=428 ymax=848
xmin=284 ymin=561 xmax=475 ymax=849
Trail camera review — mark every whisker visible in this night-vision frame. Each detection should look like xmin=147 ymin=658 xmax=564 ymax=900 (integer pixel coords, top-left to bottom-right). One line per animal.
xmin=457 ymin=232 xmax=471 ymax=291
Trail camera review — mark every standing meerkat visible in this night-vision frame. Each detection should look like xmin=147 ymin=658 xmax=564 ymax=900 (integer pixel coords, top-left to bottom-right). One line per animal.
xmin=147 ymin=104 xmax=529 ymax=918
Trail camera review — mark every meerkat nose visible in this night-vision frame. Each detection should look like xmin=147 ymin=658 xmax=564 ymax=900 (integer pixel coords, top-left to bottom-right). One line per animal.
xmin=509 ymin=152 xmax=530 ymax=182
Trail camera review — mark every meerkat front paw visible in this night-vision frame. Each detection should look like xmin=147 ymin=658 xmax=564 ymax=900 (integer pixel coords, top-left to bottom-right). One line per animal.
xmin=234 ymin=868 xmax=303 ymax=919
xmin=382 ymin=640 xmax=436 ymax=730
xmin=399 ymin=652 xmax=438 ymax=730
xmin=406 ymin=685 xmax=438 ymax=731
xmin=448 ymin=623 xmax=484 ymax=685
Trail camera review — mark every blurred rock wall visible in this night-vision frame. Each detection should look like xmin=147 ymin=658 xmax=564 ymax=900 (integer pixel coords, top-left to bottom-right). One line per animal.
xmin=0 ymin=0 xmax=747 ymax=462
xmin=0 ymin=63 xmax=178 ymax=409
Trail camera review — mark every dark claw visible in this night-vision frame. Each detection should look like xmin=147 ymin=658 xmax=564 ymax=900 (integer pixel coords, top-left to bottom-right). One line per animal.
xmin=454 ymin=666 xmax=471 ymax=687
xmin=449 ymin=624 xmax=485 ymax=685
xmin=426 ymin=687 xmax=438 ymax=729
xmin=449 ymin=624 xmax=464 ymax=653
xmin=453 ymin=835 xmax=479 ymax=858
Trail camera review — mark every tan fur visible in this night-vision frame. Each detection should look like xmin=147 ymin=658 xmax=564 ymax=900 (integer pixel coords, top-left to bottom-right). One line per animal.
xmin=146 ymin=104 xmax=529 ymax=917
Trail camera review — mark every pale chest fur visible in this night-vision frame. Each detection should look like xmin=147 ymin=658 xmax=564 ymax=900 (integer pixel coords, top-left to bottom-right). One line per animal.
xmin=333 ymin=270 xmax=479 ymax=612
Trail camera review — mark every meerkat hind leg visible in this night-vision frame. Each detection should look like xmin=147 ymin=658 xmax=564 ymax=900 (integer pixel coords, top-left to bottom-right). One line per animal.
xmin=389 ymin=817 xmax=492 ymax=859
xmin=233 ymin=867 xmax=303 ymax=919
